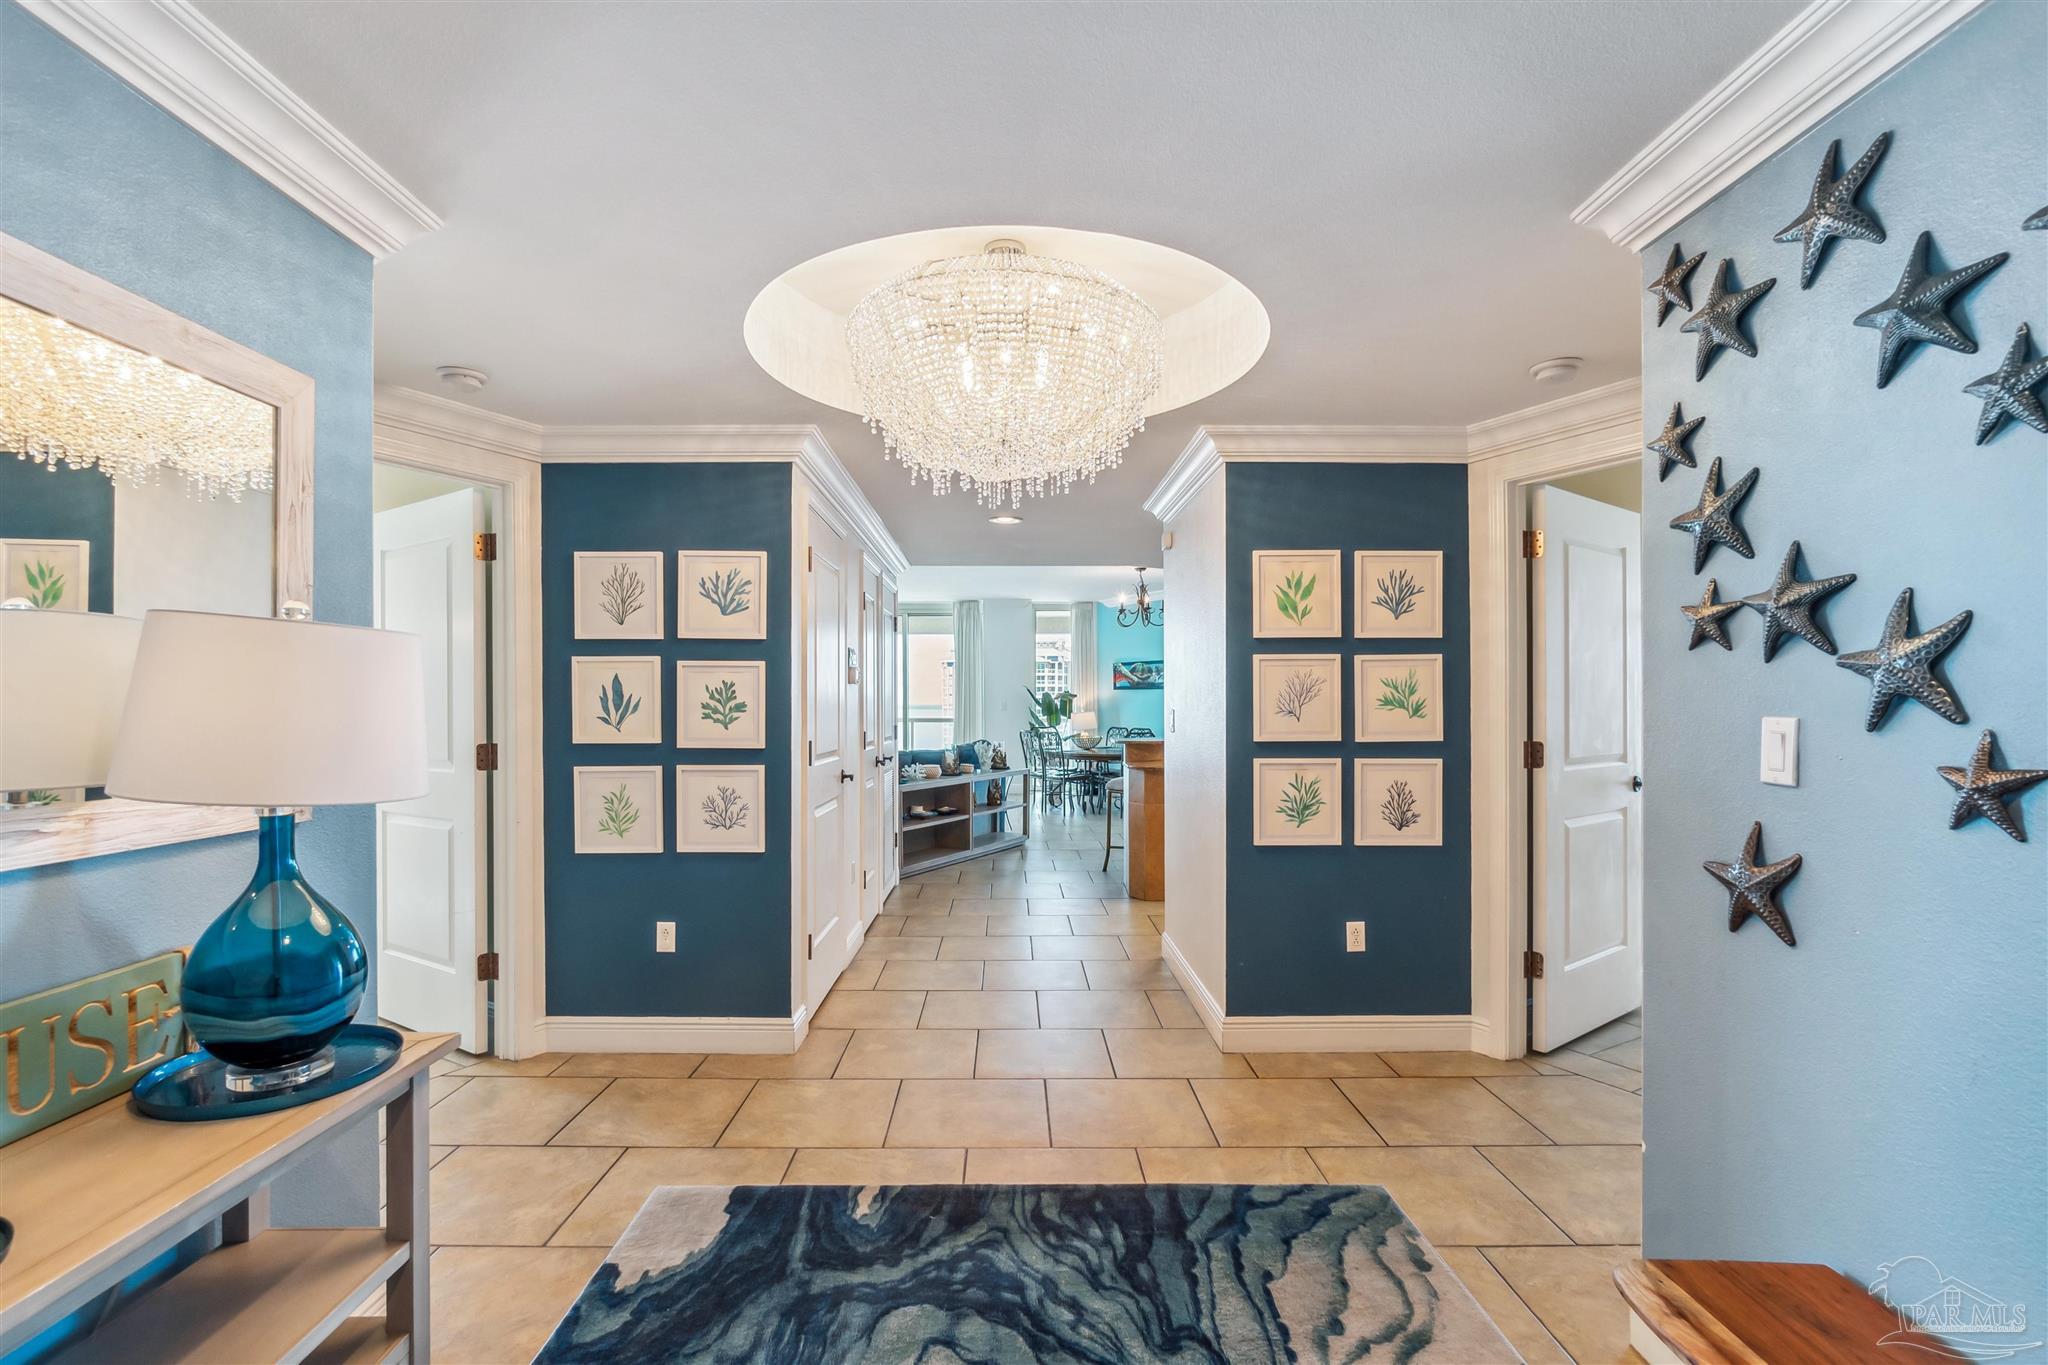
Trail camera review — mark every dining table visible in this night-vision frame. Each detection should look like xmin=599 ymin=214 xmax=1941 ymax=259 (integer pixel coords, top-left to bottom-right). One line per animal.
xmin=1058 ymin=743 xmax=1123 ymax=814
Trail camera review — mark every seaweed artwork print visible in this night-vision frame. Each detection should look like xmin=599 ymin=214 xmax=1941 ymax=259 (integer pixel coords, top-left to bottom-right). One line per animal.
xmin=599 ymin=563 xmax=647 ymax=627
xmin=1380 ymin=780 xmax=1421 ymax=832
xmin=1274 ymin=670 xmax=1326 ymax=723
xmin=23 ymin=559 xmax=64 ymax=609
xmin=698 ymin=567 xmax=753 ymax=618
xmin=700 ymin=679 xmax=748 ymax=730
xmin=596 ymin=785 xmax=641 ymax=839
xmin=1375 ymin=669 xmax=1429 ymax=721
xmin=702 ymin=785 xmax=750 ymax=831
xmin=1274 ymin=570 xmax=1317 ymax=626
xmin=597 ymin=673 xmax=643 ymax=733
xmin=1374 ymin=568 xmax=1425 ymax=621
xmin=1275 ymin=773 xmax=1326 ymax=829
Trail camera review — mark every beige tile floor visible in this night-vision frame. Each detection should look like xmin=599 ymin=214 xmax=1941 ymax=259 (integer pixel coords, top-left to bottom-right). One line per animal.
xmin=404 ymin=804 xmax=1648 ymax=1364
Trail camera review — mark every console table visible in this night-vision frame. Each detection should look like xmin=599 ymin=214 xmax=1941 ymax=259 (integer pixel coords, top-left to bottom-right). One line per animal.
xmin=898 ymin=769 xmax=1029 ymax=875
xmin=0 ymin=1030 xmax=454 ymax=1364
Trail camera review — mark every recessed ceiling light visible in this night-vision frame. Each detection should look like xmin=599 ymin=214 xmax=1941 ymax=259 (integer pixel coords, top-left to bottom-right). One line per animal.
xmin=988 ymin=515 xmax=1023 ymax=526
xmin=1528 ymin=356 xmax=1582 ymax=385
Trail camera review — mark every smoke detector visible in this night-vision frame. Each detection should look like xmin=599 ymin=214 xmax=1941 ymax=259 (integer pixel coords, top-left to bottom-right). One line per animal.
xmin=436 ymin=365 xmax=490 ymax=393
xmin=1528 ymin=356 xmax=1582 ymax=385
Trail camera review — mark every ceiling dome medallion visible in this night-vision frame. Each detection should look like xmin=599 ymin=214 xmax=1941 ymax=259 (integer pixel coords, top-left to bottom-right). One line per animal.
xmin=846 ymin=240 xmax=1163 ymax=508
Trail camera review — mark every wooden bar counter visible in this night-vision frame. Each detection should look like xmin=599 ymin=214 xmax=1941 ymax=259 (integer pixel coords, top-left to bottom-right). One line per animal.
xmin=1122 ymin=739 xmax=1165 ymax=901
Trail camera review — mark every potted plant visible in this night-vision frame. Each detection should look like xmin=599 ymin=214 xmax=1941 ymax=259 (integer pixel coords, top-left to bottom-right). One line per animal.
xmin=1027 ymin=687 xmax=1076 ymax=732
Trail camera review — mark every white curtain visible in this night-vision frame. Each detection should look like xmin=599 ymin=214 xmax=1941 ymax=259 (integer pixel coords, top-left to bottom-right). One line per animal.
xmin=1069 ymin=600 xmax=1098 ymax=716
xmin=952 ymin=599 xmax=984 ymax=744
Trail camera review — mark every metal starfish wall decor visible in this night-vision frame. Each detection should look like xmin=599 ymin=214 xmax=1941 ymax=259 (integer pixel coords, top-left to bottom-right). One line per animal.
xmin=1647 ymin=403 xmax=1704 ymax=481
xmin=1740 ymin=541 xmax=1856 ymax=660
xmin=2025 ymin=206 xmax=2048 ymax=231
xmin=1937 ymin=729 xmax=2048 ymax=842
xmin=1669 ymin=457 xmax=1758 ymax=574
xmin=1774 ymin=132 xmax=1890 ymax=288
xmin=1964 ymin=322 xmax=2048 ymax=444
xmin=1648 ymin=243 xmax=1706 ymax=326
xmin=1704 ymin=821 xmax=1802 ymax=947
xmin=1853 ymin=231 xmax=2008 ymax=388
xmin=1836 ymin=587 xmax=1972 ymax=731
xmin=1680 ymin=259 xmax=1776 ymax=381
xmin=1681 ymin=579 xmax=1742 ymax=651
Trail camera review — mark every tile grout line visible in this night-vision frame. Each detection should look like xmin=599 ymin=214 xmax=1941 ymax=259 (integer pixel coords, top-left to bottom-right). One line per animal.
xmin=536 ymin=1144 xmax=630 ymax=1249
xmin=1469 ymin=1245 xmax=1582 ymax=1365
xmin=1466 ymin=1144 xmax=1576 ymax=1247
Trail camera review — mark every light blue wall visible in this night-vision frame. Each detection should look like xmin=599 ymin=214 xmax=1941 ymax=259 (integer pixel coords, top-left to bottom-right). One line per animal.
xmin=1096 ymin=602 xmax=1165 ymax=735
xmin=1640 ymin=0 xmax=2045 ymax=1317
xmin=0 ymin=1 xmax=378 ymax=1224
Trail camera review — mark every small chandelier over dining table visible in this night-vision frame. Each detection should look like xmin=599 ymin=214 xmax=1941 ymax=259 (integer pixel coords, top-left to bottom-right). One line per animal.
xmin=1116 ymin=567 xmax=1163 ymax=628
xmin=845 ymin=240 xmax=1163 ymax=509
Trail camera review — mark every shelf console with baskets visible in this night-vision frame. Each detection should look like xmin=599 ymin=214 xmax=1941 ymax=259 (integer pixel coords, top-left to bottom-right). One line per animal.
xmin=896 ymin=768 xmax=1030 ymax=876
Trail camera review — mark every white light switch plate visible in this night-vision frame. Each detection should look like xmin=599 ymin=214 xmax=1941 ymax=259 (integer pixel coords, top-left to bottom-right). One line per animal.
xmin=1760 ymin=717 xmax=1798 ymax=787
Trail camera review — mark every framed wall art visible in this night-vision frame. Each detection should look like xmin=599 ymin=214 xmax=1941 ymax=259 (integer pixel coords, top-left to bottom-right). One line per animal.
xmin=677 ymin=763 xmax=767 ymax=853
xmin=1252 ymin=653 xmax=1343 ymax=743
xmin=679 ymin=550 xmax=768 ymax=639
xmin=573 ymin=551 xmax=664 ymax=640
xmin=1252 ymin=757 xmax=1344 ymax=847
xmin=1355 ymin=758 xmax=1443 ymax=847
xmin=573 ymin=765 xmax=664 ymax=854
xmin=1354 ymin=550 xmax=1443 ymax=638
xmin=1355 ymin=653 xmax=1444 ymax=743
xmin=571 ymin=656 xmax=662 ymax=744
xmin=1252 ymin=550 xmax=1342 ymax=638
xmin=677 ymin=659 xmax=767 ymax=749
xmin=1112 ymin=659 xmax=1164 ymax=690
xmin=0 ymin=537 xmax=89 ymax=611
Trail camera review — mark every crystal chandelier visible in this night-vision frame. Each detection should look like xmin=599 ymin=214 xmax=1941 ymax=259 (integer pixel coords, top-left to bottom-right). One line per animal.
xmin=1116 ymin=567 xmax=1163 ymax=628
xmin=845 ymin=240 xmax=1163 ymax=508
xmin=0 ymin=296 xmax=274 ymax=499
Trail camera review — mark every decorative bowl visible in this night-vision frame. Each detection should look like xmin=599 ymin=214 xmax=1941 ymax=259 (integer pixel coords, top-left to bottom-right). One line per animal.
xmin=1074 ymin=732 xmax=1101 ymax=750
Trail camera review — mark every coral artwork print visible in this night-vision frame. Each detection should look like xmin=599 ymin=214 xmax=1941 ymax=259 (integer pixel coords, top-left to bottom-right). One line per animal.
xmin=597 ymin=785 xmax=641 ymax=839
xmin=1376 ymin=669 xmax=1429 ymax=721
xmin=597 ymin=674 xmax=643 ymax=733
xmin=1374 ymin=568 xmax=1424 ymax=621
xmin=1275 ymin=570 xmax=1317 ymax=626
xmin=1380 ymin=780 xmax=1421 ymax=831
xmin=1275 ymin=773 xmax=1326 ymax=828
xmin=698 ymin=567 xmax=753 ymax=618
xmin=23 ymin=559 xmax=64 ymax=609
xmin=600 ymin=563 xmax=647 ymax=627
xmin=699 ymin=679 xmax=748 ymax=730
xmin=702 ymin=785 xmax=750 ymax=831
xmin=1275 ymin=670 xmax=1325 ymax=722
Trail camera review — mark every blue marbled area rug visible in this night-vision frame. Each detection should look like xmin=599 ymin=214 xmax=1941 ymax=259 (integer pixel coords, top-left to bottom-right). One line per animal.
xmin=535 ymin=1184 xmax=1520 ymax=1364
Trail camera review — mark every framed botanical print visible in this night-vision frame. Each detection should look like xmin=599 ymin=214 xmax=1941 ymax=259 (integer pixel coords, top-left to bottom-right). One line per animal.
xmin=677 ymin=660 xmax=767 ymax=749
xmin=574 ymin=551 xmax=664 ymax=640
xmin=573 ymin=765 xmax=664 ymax=854
xmin=1355 ymin=759 xmax=1443 ymax=847
xmin=1355 ymin=653 xmax=1444 ymax=743
xmin=1355 ymin=550 xmax=1443 ymax=638
xmin=679 ymin=550 xmax=768 ymax=639
xmin=1252 ymin=550 xmax=1342 ymax=638
xmin=1251 ymin=653 xmax=1342 ymax=743
xmin=677 ymin=764 xmax=767 ymax=853
xmin=1251 ymin=757 xmax=1343 ymax=847
xmin=571 ymin=656 xmax=662 ymax=744
xmin=0 ymin=538 xmax=89 ymax=611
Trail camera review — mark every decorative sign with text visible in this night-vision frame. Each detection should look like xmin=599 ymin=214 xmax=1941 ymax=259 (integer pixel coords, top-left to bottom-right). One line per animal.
xmin=1 ymin=951 xmax=186 ymax=1145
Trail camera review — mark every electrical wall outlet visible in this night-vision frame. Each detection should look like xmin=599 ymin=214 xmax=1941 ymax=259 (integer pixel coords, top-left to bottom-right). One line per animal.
xmin=655 ymin=921 xmax=676 ymax=953
xmin=1345 ymin=921 xmax=1366 ymax=952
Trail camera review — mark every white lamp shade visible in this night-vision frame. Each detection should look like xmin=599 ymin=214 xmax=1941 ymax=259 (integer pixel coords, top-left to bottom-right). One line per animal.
xmin=0 ymin=609 xmax=144 ymax=789
xmin=107 ymin=610 xmax=429 ymax=807
xmin=1069 ymin=711 xmax=1099 ymax=732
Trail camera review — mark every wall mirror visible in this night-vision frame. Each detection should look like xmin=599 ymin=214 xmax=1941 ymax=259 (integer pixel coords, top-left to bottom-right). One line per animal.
xmin=0 ymin=233 xmax=314 ymax=870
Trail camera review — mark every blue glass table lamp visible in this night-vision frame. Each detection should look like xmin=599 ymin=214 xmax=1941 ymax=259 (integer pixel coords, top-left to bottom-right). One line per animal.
xmin=105 ymin=605 xmax=427 ymax=1119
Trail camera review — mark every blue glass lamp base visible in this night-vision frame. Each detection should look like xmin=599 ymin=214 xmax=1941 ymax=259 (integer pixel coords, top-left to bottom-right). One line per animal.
xmin=131 ymin=1024 xmax=402 ymax=1122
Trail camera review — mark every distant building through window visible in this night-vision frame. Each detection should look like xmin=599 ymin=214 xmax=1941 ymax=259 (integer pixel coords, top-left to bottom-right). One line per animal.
xmin=1034 ymin=606 xmax=1072 ymax=699
xmin=901 ymin=609 xmax=956 ymax=749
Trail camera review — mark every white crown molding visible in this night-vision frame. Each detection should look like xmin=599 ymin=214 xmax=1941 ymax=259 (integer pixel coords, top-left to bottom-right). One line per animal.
xmin=1141 ymin=429 xmax=1223 ymax=524
xmin=21 ymin=0 xmax=441 ymax=259
xmin=1572 ymin=0 xmax=1985 ymax=251
xmin=1464 ymin=377 xmax=1642 ymax=462
xmin=539 ymin=424 xmax=824 ymax=462
xmin=373 ymin=385 xmax=543 ymax=460
xmin=1201 ymin=425 xmax=1472 ymax=463
xmin=793 ymin=429 xmax=912 ymax=579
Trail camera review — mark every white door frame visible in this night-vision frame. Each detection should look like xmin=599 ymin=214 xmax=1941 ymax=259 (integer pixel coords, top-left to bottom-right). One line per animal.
xmin=371 ymin=401 xmax=546 ymax=1059
xmin=1466 ymin=400 xmax=1641 ymax=1059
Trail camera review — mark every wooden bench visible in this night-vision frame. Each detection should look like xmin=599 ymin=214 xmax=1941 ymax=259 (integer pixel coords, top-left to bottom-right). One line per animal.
xmin=1615 ymin=1258 xmax=1949 ymax=1365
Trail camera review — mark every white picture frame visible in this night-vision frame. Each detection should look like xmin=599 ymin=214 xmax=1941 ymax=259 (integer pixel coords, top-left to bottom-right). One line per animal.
xmin=1251 ymin=653 xmax=1343 ymax=743
xmin=0 ymin=537 xmax=90 ymax=612
xmin=678 ymin=550 xmax=768 ymax=640
xmin=1355 ymin=653 xmax=1445 ymax=743
xmin=1355 ymin=550 xmax=1444 ymax=639
xmin=676 ymin=660 xmax=767 ymax=749
xmin=574 ymin=551 xmax=665 ymax=640
xmin=570 ymin=656 xmax=662 ymax=745
xmin=677 ymin=764 xmax=767 ymax=854
xmin=573 ymin=765 xmax=664 ymax=854
xmin=1252 ymin=550 xmax=1342 ymax=638
xmin=1355 ymin=758 xmax=1444 ymax=847
xmin=1251 ymin=757 xmax=1344 ymax=847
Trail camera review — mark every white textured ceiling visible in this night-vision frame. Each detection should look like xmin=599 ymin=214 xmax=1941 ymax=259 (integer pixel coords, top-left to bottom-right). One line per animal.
xmin=196 ymin=0 xmax=1799 ymax=565
xmin=897 ymin=565 xmax=1164 ymax=608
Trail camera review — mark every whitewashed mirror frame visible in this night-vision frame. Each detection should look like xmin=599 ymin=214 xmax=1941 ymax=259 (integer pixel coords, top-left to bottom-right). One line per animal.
xmin=0 ymin=233 xmax=315 ymax=871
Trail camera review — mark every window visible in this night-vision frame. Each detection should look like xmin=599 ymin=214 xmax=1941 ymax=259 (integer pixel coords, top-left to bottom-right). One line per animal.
xmin=900 ymin=609 xmax=955 ymax=749
xmin=1034 ymin=605 xmax=1072 ymax=699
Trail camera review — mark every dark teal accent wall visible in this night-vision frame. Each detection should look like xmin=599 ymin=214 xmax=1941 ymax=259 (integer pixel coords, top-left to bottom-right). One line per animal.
xmin=0 ymin=0 xmax=376 ymax=1225
xmin=542 ymin=463 xmax=793 ymax=1018
xmin=0 ymin=460 xmax=115 ymax=612
xmin=1224 ymin=463 xmax=1471 ymax=1015
xmin=1639 ymin=0 xmax=2044 ymax=1314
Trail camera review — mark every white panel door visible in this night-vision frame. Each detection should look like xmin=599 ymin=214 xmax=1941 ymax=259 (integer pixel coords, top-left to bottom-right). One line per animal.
xmin=880 ymin=582 xmax=900 ymax=897
xmin=804 ymin=510 xmax=861 ymax=1017
xmin=858 ymin=560 xmax=883 ymax=928
xmin=1530 ymin=486 xmax=1643 ymax=1052
xmin=373 ymin=488 xmax=487 ymax=1051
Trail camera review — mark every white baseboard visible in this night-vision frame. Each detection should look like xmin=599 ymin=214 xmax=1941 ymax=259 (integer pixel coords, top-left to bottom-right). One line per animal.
xmin=538 ymin=1011 xmax=805 ymax=1054
xmin=1161 ymin=932 xmax=1225 ymax=1043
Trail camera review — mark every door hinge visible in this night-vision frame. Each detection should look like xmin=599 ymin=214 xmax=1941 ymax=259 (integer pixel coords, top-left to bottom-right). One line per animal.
xmin=473 ymin=532 xmax=497 ymax=561
xmin=1522 ymin=739 xmax=1545 ymax=770
xmin=806 ymin=933 xmax=814 ymax=960
xmin=1522 ymin=528 xmax=1545 ymax=559
xmin=808 ymin=740 xmax=814 ymax=764
xmin=477 ymin=951 xmax=500 ymax=981
xmin=1523 ymin=949 xmax=1544 ymax=979
xmin=475 ymin=741 xmax=500 ymax=771
xmin=808 ymin=545 xmax=814 ymax=571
